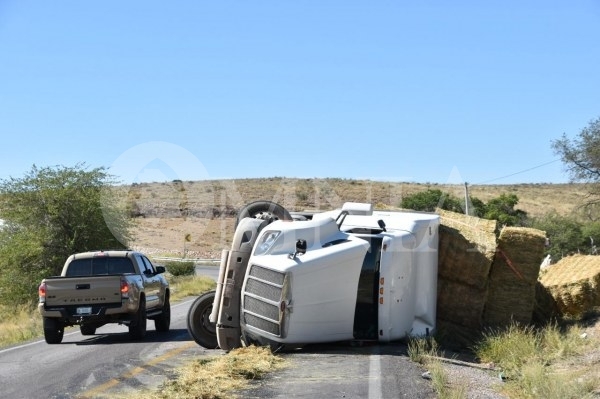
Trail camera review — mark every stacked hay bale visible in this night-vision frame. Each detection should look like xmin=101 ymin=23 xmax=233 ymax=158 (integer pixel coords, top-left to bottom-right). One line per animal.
xmin=539 ymin=255 xmax=600 ymax=317
xmin=483 ymin=227 xmax=547 ymax=327
xmin=436 ymin=209 xmax=497 ymax=347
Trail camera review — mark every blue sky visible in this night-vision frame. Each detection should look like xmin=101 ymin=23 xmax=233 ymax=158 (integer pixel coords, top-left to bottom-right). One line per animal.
xmin=1 ymin=1 xmax=599 ymax=185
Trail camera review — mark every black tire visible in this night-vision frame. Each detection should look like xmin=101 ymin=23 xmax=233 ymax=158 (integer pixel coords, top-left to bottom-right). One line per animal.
xmin=129 ymin=297 xmax=147 ymax=340
xmin=187 ymin=290 xmax=219 ymax=349
xmin=235 ymin=200 xmax=293 ymax=228
xmin=80 ymin=324 xmax=96 ymax=336
xmin=43 ymin=317 xmax=64 ymax=344
xmin=154 ymin=294 xmax=171 ymax=332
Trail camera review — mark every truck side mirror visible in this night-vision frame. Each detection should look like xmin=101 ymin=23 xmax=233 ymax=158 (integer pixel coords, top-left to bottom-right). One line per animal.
xmin=155 ymin=266 xmax=166 ymax=274
xmin=289 ymin=239 xmax=307 ymax=260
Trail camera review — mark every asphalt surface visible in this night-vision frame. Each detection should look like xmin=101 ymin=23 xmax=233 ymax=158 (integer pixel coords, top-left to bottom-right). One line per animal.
xmin=0 ymin=298 xmax=210 ymax=399
xmin=240 ymin=341 xmax=436 ymax=399
xmin=0 ymin=265 xmax=436 ymax=398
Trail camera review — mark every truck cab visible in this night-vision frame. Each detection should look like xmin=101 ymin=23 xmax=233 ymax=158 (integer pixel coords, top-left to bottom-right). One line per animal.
xmin=187 ymin=201 xmax=439 ymax=351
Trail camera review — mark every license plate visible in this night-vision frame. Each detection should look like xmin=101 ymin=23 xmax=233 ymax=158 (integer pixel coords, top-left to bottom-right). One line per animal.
xmin=76 ymin=307 xmax=92 ymax=315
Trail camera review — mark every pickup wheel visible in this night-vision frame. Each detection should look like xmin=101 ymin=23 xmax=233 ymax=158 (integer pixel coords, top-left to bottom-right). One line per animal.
xmin=129 ymin=297 xmax=147 ymax=340
xmin=43 ymin=317 xmax=64 ymax=344
xmin=154 ymin=294 xmax=171 ymax=332
xmin=187 ymin=290 xmax=218 ymax=349
xmin=235 ymin=200 xmax=293 ymax=227
xmin=80 ymin=325 xmax=96 ymax=336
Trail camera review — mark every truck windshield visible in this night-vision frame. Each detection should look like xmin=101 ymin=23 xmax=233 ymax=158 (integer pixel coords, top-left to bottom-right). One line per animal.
xmin=65 ymin=257 xmax=135 ymax=276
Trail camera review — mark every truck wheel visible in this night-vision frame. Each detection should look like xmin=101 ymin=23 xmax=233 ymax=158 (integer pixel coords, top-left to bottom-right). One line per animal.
xmin=154 ymin=294 xmax=171 ymax=332
xmin=80 ymin=325 xmax=96 ymax=336
xmin=43 ymin=317 xmax=64 ymax=344
xmin=129 ymin=297 xmax=147 ymax=340
xmin=187 ymin=290 xmax=218 ymax=349
xmin=235 ymin=200 xmax=293 ymax=227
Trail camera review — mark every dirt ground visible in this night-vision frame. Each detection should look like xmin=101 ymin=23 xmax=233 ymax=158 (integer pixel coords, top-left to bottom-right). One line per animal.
xmin=130 ymin=216 xmax=235 ymax=259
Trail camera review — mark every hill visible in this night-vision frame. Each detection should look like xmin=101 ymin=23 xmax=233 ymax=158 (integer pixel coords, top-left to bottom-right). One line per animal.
xmin=125 ymin=178 xmax=587 ymax=258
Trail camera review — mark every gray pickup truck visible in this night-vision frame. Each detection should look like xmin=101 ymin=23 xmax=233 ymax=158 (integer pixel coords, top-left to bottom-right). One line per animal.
xmin=38 ymin=250 xmax=170 ymax=344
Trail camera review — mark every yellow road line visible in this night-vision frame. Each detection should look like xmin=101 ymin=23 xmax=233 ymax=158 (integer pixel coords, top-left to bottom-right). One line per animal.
xmin=77 ymin=341 xmax=197 ymax=398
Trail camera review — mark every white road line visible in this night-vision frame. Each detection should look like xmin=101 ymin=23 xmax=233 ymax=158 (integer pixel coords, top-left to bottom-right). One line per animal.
xmin=368 ymin=347 xmax=383 ymax=399
xmin=0 ymin=330 xmax=80 ymax=355
xmin=0 ymin=298 xmax=195 ymax=355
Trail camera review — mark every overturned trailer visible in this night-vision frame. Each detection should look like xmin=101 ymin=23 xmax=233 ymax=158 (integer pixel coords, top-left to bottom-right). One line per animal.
xmin=187 ymin=201 xmax=440 ymax=350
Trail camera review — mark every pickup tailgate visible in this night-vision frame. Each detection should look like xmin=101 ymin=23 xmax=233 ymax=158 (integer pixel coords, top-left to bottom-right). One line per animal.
xmin=44 ymin=275 xmax=123 ymax=307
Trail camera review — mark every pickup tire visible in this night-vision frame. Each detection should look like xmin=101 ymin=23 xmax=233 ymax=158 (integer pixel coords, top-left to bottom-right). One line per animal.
xmin=154 ymin=294 xmax=171 ymax=332
xmin=128 ymin=297 xmax=147 ymax=340
xmin=43 ymin=317 xmax=64 ymax=344
xmin=80 ymin=325 xmax=97 ymax=336
xmin=187 ymin=290 xmax=218 ymax=349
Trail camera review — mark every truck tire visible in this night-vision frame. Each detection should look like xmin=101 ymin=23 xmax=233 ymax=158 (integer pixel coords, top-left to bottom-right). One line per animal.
xmin=154 ymin=294 xmax=171 ymax=332
xmin=187 ymin=290 xmax=218 ymax=349
xmin=43 ymin=317 xmax=64 ymax=344
xmin=80 ymin=325 xmax=96 ymax=336
xmin=129 ymin=297 xmax=147 ymax=340
xmin=235 ymin=200 xmax=293 ymax=228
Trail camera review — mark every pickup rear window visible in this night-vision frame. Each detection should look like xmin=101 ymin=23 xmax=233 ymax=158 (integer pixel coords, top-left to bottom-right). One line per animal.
xmin=65 ymin=257 xmax=135 ymax=276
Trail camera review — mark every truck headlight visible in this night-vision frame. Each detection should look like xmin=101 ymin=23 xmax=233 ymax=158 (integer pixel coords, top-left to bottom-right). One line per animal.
xmin=254 ymin=230 xmax=281 ymax=256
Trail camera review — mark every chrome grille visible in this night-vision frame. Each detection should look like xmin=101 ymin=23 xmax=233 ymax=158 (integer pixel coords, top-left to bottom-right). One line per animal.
xmin=243 ymin=264 xmax=286 ymax=337
xmin=249 ymin=265 xmax=285 ymax=285
xmin=244 ymin=295 xmax=279 ymax=320
xmin=244 ymin=313 xmax=280 ymax=336
xmin=245 ymin=279 xmax=282 ymax=302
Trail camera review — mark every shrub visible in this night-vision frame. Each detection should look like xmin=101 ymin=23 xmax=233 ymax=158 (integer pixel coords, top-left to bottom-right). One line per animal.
xmin=165 ymin=261 xmax=196 ymax=276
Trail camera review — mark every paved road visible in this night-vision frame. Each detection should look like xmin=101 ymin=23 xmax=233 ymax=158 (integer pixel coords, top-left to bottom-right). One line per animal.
xmin=0 ymin=298 xmax=216 ymax=399
xmin=0 ymin=265 xmax=435 ymax=398
xmin=240 ymin=342 xmax=436 ymax=399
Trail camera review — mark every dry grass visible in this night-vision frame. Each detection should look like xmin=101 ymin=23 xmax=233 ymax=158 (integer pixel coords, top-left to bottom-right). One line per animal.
xmin=408 ymin=336 xmax=468 ymax=399
xmin=474 ymin=321 xmax=600 ymax=398
xmin=0 ymin=304 xmax=43 ymax=347
xmin=167 ymin=275 xmax=216 ymax=302
xmin=125 ymin=345 xmax=287 ymax=399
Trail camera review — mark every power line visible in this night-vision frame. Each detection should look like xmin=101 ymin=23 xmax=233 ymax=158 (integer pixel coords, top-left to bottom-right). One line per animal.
xmin=476 ymin=159 xmax=561 ymax=184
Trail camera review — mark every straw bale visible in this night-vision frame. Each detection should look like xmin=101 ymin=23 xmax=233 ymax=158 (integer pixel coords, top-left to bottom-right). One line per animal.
xmin=532 ymin=281 xmax=560 ymax=325
xmin=539 ymin=254 xmax=600 ymax=317
xmin=437 ymin=209 xmax=498 ymax=290
xmin=435 ymin=319 xmax=484 ymax=350
xmin=483 ymin=226 xmax=547 ymax=327
xmin=436 ymin=278 xmax=487 ymax=329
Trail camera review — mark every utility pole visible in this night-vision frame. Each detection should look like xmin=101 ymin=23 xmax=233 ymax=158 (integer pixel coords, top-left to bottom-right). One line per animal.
xmin=464 ymin=182 xmax=469 ymax=215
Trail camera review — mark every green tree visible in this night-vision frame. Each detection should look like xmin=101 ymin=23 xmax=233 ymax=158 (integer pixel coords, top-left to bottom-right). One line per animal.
xmin=483 ymin=193 xmax=527 ymax=226
xmin=400 ymin=189 xmax=463 ymax=212
xmin=581 ymin=221 xmax=600 ymax=255
xmin=552 ymin=117 xmax=600 ymax=215
xmin=0 ymin=164 xmax=132 ymax=305
xmin=468 ymin=196 xmax=487 ymax=218
xmin=531 ymin=212 xmax=583 ymax=261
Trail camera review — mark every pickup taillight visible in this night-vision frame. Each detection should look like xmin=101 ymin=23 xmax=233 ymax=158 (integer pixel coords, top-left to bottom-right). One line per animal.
xmin=38 ymin=282 xmax=46 ymax=303
xmin=120 ymin=277 xmax=129 ymax=299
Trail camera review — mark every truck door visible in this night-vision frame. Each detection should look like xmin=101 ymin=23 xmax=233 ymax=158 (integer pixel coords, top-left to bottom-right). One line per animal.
xmin=136 ymin=254 xmax=161 ymax=309
xmin=353 ymin=236 xmax=382 ymax=340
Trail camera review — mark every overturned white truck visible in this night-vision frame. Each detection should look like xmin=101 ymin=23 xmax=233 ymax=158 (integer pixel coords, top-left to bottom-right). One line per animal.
xmin=187 ymin=200 xmax=440 ymax=351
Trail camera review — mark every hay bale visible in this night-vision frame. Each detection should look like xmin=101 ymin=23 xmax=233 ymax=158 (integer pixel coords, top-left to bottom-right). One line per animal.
xmin=532 ymin=280 xmax=560 ymax=325
xmin=539 ymin=254 xmax=600 ymax=317
xmin=437 ymin=278 xmax=487 ymax=329
xmin=483 ymin=227 xmax=547 ymax=327
xmin=437 ymin=209 xmax=498 ymax=290
xmin=435 ymin=319 xmax=484 ymax=350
